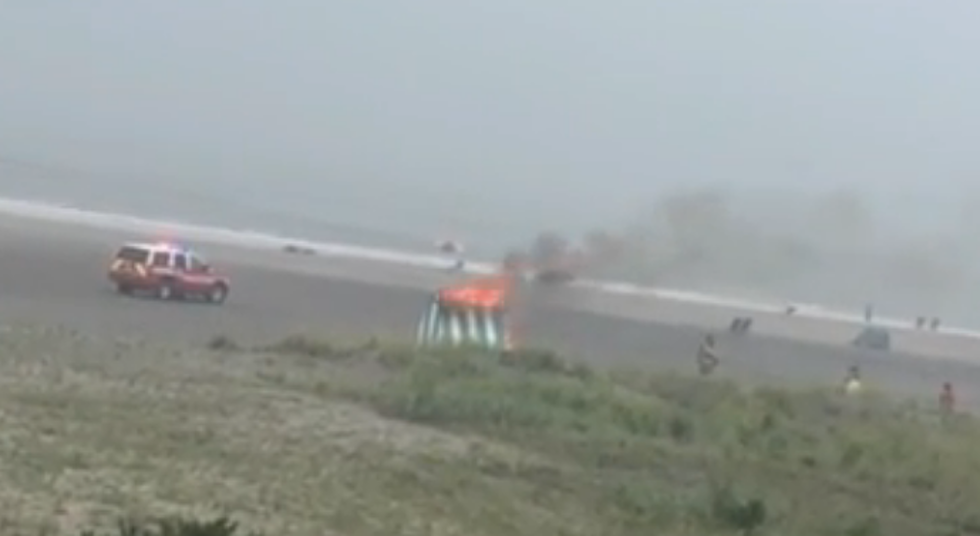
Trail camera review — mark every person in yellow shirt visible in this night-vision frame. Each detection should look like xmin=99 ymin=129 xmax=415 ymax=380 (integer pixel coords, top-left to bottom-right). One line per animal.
xmin=842 ymin=365 xmax=862 ymax=395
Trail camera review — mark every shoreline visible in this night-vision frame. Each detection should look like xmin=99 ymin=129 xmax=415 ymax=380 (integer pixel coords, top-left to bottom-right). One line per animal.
xmin=0 ymin=192 xmax=974 ymax=406
xmin=0 ymin=194 xmax=975 ymax=342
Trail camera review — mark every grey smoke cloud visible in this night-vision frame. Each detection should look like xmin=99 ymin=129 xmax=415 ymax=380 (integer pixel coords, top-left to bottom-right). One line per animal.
xmin=515 ymin=186 xmax=979 ymax=325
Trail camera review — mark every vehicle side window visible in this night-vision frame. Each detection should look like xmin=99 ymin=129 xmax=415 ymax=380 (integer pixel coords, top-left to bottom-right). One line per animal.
xmin=151 ymin=252 xmax=170 ymax=267
xmin=188 ymin=255 xmax=207 ymax=272
xmin=174 ymin=253 xmax=188 ymax=271
xmin=116 ymin=247 xmax=150 ymax=264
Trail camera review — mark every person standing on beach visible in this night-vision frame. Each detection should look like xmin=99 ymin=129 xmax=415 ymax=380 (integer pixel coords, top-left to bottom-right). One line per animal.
xmin=940 ymin=382 xmax=956 ymax=416
xmin=697 ymin=334 xmax=720 ymax=376
xmin=842 ymin=365 xmax=862 ymax=395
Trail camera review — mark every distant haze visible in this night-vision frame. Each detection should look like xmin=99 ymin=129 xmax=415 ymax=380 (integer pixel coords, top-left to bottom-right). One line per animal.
xmin=3 ymin=2 xmax=980 ymax=322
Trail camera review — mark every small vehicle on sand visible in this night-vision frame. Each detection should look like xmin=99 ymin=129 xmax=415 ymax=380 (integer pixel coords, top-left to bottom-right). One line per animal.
xmin=851 ymin=325 xmax=891 ymax=351
xmin=107 ymin=241 xmax=230 ymax=304
xmin=500 ymin=248 xmax=580 ymax=286
xmin=416 ymin=274 xmax=515 ymax=351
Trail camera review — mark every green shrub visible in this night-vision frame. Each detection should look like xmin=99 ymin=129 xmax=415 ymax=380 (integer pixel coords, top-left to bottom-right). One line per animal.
xmin=707 ymin=482 xmax=767 ymax=534
xmin=205 ymin=334 xmax=239 ymax=352
xmin=213 ymin=335 xmax=980 ymax=535
xmin=347 ymin=343 xmax=980 ymax=534
xmin=76 ymin=516 xmax=259 ymax=536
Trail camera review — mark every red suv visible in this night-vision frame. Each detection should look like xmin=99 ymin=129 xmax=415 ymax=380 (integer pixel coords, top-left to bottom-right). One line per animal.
xmin=108 ymin=241 xmax=230 ymax=304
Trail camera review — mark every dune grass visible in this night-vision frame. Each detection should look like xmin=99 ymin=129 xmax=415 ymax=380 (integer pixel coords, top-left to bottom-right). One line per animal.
xmin=344 ymin=346 xmax=980 ymax=536
xmin=0 ymin=324 xmax=977 ymax=535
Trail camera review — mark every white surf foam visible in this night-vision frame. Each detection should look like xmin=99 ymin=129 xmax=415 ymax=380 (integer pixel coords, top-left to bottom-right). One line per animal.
xmin=0 ymin=196 xmax=976 ymax=339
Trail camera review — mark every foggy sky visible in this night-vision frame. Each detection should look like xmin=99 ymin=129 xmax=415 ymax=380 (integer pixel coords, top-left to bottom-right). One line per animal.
xmin=3 ymin=1 xmax=980 ymax=233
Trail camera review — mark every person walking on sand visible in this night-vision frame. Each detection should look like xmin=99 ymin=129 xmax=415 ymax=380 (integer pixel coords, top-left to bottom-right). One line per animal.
xmin=697 ymin=334 xmax=720 ymax=376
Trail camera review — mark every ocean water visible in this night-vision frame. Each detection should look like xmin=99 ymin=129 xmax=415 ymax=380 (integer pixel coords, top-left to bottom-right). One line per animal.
xmin=5 ymin=153 xmax=980 ymax=327
xmin=0 ymin=157 xmax=554 ymax=259
xmin=4 ymin=189 xmax=980 ymax=339
xmin=0 ymin=146 xmax=654 ymax=264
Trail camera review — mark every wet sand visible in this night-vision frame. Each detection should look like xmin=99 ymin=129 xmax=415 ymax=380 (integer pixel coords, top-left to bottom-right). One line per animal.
xmin=0 ymin=212 xmax=972 ymax=405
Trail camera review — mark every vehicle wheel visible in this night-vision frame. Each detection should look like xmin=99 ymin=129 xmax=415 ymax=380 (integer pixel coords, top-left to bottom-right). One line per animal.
xmin=206 ymin=283 xmax=228 ymax=304
xmin=116 ymin=283 xmax=133 ymax=295
xmin=157 ymin=283 xmax=174 ymax=301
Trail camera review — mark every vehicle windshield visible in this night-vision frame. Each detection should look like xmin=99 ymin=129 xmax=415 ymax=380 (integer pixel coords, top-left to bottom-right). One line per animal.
xmin=115 ymin=246 xmax=150 ymax=264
